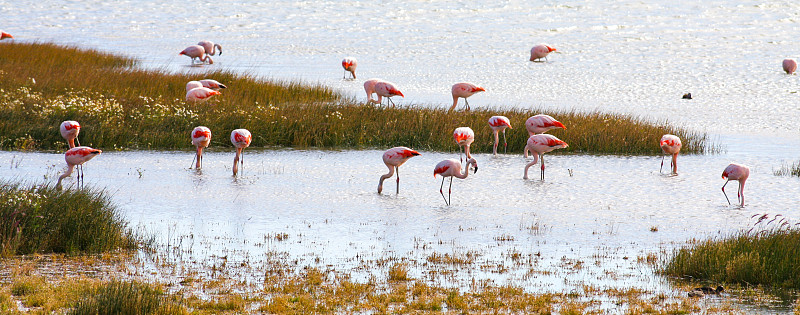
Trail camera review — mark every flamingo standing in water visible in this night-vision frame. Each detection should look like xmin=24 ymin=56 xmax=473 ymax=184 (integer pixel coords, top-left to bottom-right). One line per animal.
xmin=197 ymin=40 xmax=222 ymax=56
xmin=342 ymin=57 xmax=357 ymax=79
xmin=56 ymin=146 xmax=102 ymax=189
xmin=378 ymin=147 xmax=421 ymax=194
xmin=434 ymin=158 xmax=478 ymax=206
xmin=374 ymin=81 xmax=404 ymax=106
xmin=524 ymin=134 xmax=568 ymax=180
xmin=659 ymin=134 xmax=682 ymax=174
xmin=191 ymin=126 xmax=212 ymax=169
xmin=525 ymin=114 xmax=566 ymax=135
xmin=453 ymin=127 xmax=475 ymax=162
xmin=450 ymin=83 xmax=485 ymax=111
xmin=179 ymin=45 xmax=213 ymax=64
xmin=783 ymin=59 xmax=797 ymax=74
xmin=230 ymin=129 xmax=252 ymax=176
xmin=530 ymin=44 xmax=556 ymax=62
xmin=488 ymin=116 xmax=512 ymax=155
xmin=60 ymin=120 xmax=81 ymax=148
xmin=186 ymin=87 xmax=221 ymax=102
xmin=722 ymin=163 xmax=750 ymax=207
xmin=364 ymin=78 xmax=382 ymax=104
xmin=0 ymin=31 xmax=12 ymax=40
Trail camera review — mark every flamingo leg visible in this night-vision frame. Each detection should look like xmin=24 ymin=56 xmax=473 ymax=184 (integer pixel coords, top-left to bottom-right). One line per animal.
xmin=240 ymin=152 xmax=244 ymax=176
xmin=395 ymin=166 xmax=400 ymax=195
xmin=388 ymin=97 xmax=396 ymax=107
xmin=660 ymin=155 xmax=665 ymax=173
xmin=448 ymin=177 xmax=453 ymax=206
xmin=75 ymin=137 xmax=81 ymax=147
xmin=502 ymin=130 xmax=507 ymax=154
xmin=540 ymin=154 xmax=545 ymax=181
xmin=343 ymin=70 xmax=346 ymax=79
xmin=721 ymin=179 xmax=731 ymax=205
xmin=464 ymin=98 xmax=470 ymax=111
xmin=439 ymin=177 xmax=448 ymax=205
xmin=190 ymin=155 xmax=197 ymax=169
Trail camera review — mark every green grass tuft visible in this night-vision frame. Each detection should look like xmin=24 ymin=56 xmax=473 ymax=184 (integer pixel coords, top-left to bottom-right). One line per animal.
xmin=774 ymin=160 xmax=800 ymax=177
xmin=0 ymin=42 xmax=711 ymax=154
xmin=68 ymin=280 xmax=186 ymax=315
xmin=662 ymin=214 xmax=800 ymax=289
xmin=0 ymin=182 xmax=140 ymax=257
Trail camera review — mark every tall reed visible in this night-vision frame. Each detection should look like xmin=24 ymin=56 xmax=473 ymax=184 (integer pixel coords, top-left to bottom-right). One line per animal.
xmin=0 ymin=182 xmax=139 ymax=256
xmin=69 ymin=280 xmax=187 ymax=315
xmin=662 ymin=214 xmax=800 ymax=289
xmin=0 ymin=42 xmax=710 ymax=154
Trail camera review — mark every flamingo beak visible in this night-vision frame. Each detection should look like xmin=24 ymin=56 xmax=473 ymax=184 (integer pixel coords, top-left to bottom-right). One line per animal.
xmin=218 ymin=84 xmax=227 ymax=89
xmin=548 ymin=46 xmax=557 ymax=52
xmin=473 ymin=166 xmax=478 ymax=173
xmin=397 ymin=91 xmax=405 ymax=97
xmin=555 ymin=121 xmax=566 ymax=130
xmin=507 ymin=123 xmax=513 ymax=129
xmin=475 ymin=87 xmax=486 ymax=92
xmin=1 ymin=33 xmax=12 ymax=39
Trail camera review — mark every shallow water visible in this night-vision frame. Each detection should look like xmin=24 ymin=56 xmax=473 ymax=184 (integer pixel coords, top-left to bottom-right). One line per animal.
xmin=1 ymin=134 xmax=799 ymax=310
xmin=4 ymin=0 xmax=800 ymax=137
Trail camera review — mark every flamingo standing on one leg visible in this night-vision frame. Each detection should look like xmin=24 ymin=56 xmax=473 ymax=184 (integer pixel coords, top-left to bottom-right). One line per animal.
xmin=659 ymin=134 xmax=682 ymax=174
xmin=186 ymin=87 xmax=221 ymax=102
xmin=230 ymin=129 xmax=252 ymax=176
xmin=453 ymin=127 xmax=475 ymax=162
xmin=0 ymin=31 xmax=13 ymax=40
xmin=364 ymin=78 xmax=382 ymax=104
xmin=524 ymin=134 xmax=568 ymax=180
xmin=530 ymin=44 xmax=556 ymax=62
xmin=191 ymin=126 xmax=212 ymax=169
xmin=525 ymin=114 xmax=566 ymax=135
xmin=450 ymin=82 xmax=485 ymax=111
xmin=342 ymin=57 xmax=357 ymax=79
xmin=197 ymin=40 xmax=222 ymax=56
xmin=378 ymin=147 xmax=421 ymax=194
xmin=434 ymin=158 xmax=478 ymax=206
xmin=56 ymin=146 xmax=102 ymax=189
xmin=722 ymin=163 xmax=750 ymax=207
xmin=374 ymin=81 xmax=404 ymax=107
xmin=783 ymin=59 xmax=797 ymax=74
xmin=179 ymin=45 xmax=214 ymax=65
xmin=60 ymin=120 xmax=81 ymax=148
xmin=488 ymin=116 xmax=512 ymax=155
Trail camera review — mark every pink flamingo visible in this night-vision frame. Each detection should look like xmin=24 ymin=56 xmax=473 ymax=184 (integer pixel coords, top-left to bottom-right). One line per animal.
xmin=378 ymin=147 xmax=421 ymax=194
xmin=524 ymin=134 xmax=568 ymax=180
xmin=56 ymin=146 xmax=102 ymax=189
xmin=230 ymin=129 xmax=252 ymax=176
xmin=191 ymin=126 xmax=212 ymax=169
xmin=530 ymin=44 xmax=556 ymax=62
xmin=179 ymin=45 xmax=213 ymax=65
xmin=722 ymin=163 xmax=750 ymax=207
xmin=525 ymin=114 xmax=566 ymax=135
xmin=374 ymin=81 xmax=404 ymax=106
xmin=60 ymin=120 xmax=81 ymax=148
xmin=659 ymin=134 xmax=682 ymax=174
xmin=434 ymin=158 xmax=478 ymax=206
xmin=783 ymin=59 xmax=797 ymax=74
xmin=0 ymin=31 xmax=12 ymax=40
xmin=186 ymin=87 xmax=221 ymax=102
xmin=199 ymin=79 xmax=227 ymax=90
xmin=342 ymin=57 xmax=357 ymax=79
xmin=453 ymin=127 xmax=475 ymax=162
xmin=197 ymin=40 xmax=222 ymax=56
xmin=450 ymin=82 xmax=485 ymax=111
xmin=488 ymin=116 xmax=512 ymax=155
xmin=364 ymin=78 xmax=382 ymax=104
xmin=186 ymin=81 xmax=203 ymax=92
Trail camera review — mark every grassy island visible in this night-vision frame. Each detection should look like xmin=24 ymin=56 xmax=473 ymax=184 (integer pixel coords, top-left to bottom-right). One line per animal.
xmin=0 ymin=42 xmax=709 ymax=154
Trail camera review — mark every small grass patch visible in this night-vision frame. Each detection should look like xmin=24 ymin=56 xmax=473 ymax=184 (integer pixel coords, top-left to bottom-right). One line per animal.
xmin=774 ymin=160 xmax=800 ymax=177
xmin=69 ymin=280 xmax=187 ymax=315
xmin=0 ymin=42 xmax=711 ymax=154
xmin=662 ymin=214 xmax=800 ymax=289
xmin=0 ymin=181 xmax=140 ymax=257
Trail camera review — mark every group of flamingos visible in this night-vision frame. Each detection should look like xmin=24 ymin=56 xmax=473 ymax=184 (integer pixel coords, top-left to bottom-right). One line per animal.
xmin=47 ymin=39 xmax=749 ymax=207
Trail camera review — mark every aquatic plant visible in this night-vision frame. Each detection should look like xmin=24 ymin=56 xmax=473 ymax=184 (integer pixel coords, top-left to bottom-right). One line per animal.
xmin=0 ymin=182 xmax=139 ymax=256
xmin=774 ymin=160 xmax=800 ymax=177
xmin=0 ymin=42 xmax=711 ymax=154
xmin=69 ymin=280 xmax=187 ymax=315
xmin=662 ymin=214 xmax=800 ymax=289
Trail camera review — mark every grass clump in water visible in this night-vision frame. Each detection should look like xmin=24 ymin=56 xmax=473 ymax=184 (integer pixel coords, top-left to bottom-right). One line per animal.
xmin=662 ymin=214 xmax=800 ymax=289
xmin=0 ymin=42 xmax=710 ymax=154
xmin=774 ymin=160 xmax=800 ymax=177
xmin=69 ymin=280 xmax=186 ymax=315
xmin=0 ymin=182 xmax=139 ymax=257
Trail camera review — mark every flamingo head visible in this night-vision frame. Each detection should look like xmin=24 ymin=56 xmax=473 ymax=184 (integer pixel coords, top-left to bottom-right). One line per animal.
xmin=468 ymin=158 xmax=479 ymax=173
xmin=391 ymin=88 xmax=404 ymax=98
xmin=1 ymin=32 xmax=13 ymax=40
xmin=473 ymin=86 xmax=486 ymax=93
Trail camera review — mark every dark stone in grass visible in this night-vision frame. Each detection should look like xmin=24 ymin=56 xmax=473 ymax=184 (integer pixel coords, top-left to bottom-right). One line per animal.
xmin=682 ymin=93 xmax=692 ymax=99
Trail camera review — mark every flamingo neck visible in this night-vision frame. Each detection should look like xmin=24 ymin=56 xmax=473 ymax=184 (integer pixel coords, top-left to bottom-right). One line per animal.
xmin=671 ymin=153 xmax=678 ymax=173
xmin=57 ymin=164 xmax=75 ymax=186
xmin=378 ymin=164 xmax=395 ymax=192
xmin=455 ymin=160 xmax=474 ymax=179
xmin=68 ymin=139 xmax=76 ymax=149
xmin=196 ymin=146 xmax=204 ymax=168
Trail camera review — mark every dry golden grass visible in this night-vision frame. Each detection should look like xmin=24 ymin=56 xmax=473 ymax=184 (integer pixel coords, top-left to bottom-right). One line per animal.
xmin=0 ymin=42 xmax=711 ymax=154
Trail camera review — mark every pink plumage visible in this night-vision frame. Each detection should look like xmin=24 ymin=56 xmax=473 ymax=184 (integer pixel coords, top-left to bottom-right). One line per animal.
xmin=197 ymin=40 xmax=222 ymax=56
xmin=378 ymin=146 xmax=421 ymax=194
xmin=450 ymin=82 xmax=485 ymax=111
xmin=374 ymin=81 xmax=404 ymax=106
xmin=524 ymin=134 xmax=568 ymax=180
xmin=56 ymin=146 xmax=102 ymax=189
xmin=230 ymin=129 xmax=252 ymax=176
xmin=453 ymin=127 xmax=475 ymax=161
xmin=659 ymin=134 xmax=682 ymax=174
xmin=364 ymin=78 xmax=382 ymax=104
xmin=342 ymin=57 xmax=357 ymax=79
xmin=525 ymin=114 xmax=566 ymax=135
xmin=721 ymin=163 xmax=750 ymax=207
xmin=783 ymin=59 xmax=797 ymax=74
xmin=488 ymin=116 xmax=512 ymax=155
xmin=60 ymin=120 xmax=81 ymax=148
xmin=191 ymin=126 xmax=212 ymax=169
xmin=530 ymin=44 xmax=556 ymax=62
xmin=186 ymin=87 xmax=221 ymax=102
xmin=433 ymin=158 xmax=478 ymax=206
xmin=180 ymin=45 xmax=213 ymax=64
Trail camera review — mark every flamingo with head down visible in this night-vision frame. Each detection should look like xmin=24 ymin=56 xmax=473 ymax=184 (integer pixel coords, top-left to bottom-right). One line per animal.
xmin=56 ymin=146 xmax=102 ymax=189
xmin=525 ymin=114 xmax=566 ymax=135
xmin=659 ymin=134 xmax=682 ymax=174
xmin=342 ymin=57 xmax=357 ymax=79
xmin=231 ymin=129 xmax=252 ymax=176
xmin=186 ymin=87 xmax=221 ymax=102
xmin=530 ymin=44 xmax=556 ymax=62
xmin=453 ymin=127 xmax=475 ymax=162
xmin=722 ymin=163 xmax=749 ymax=207
xmin=450 ymin=82 xmax=485 ymax=111
xmin=783 ymin=59 xmax=797 ymax=74
xmin=197 ymin=40 xmax=222 ymax=56
xmin=374 ymin=81 xmax=404 ymax=106
xmin=191 ymin=126 xmax=212 ymax=169
xmin=364 ymin=78 xmax=382 ymax=104
xmin=524 ymin=134 xmax=568 ymax=180
xmin=434 ymin=158 xmax=478 ymax=206
xmin=180 ymin=45 xmax=213 ymax=65
xmin=488 ymin=116 xmax=512 ymax=155
xmin=378 ymin=146 xmax=421 ymax=194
